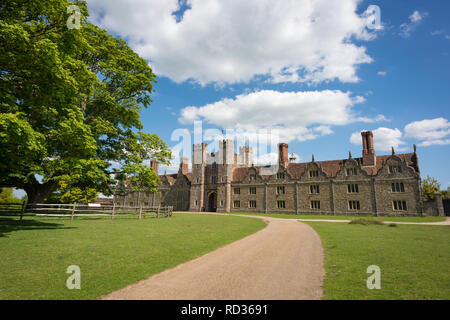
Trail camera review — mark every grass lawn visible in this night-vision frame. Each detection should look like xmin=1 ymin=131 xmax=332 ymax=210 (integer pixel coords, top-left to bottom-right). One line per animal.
xmin=305 ymin=221 xmax=450 ymax=299
xmin=0 ymin=214 xmax=266 ymax=300
xmin=226 ymin=212 xmax=445 ymax=223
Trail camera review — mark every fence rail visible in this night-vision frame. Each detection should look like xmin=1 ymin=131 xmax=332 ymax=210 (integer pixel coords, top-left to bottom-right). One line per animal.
xmin=0 ymin=203 xmax=173 ymax=220
xmin=0 ymin=202 xmax=27 ymax=220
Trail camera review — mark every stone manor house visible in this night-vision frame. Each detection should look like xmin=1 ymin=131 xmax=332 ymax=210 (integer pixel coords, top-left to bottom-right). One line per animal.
xmin=114 ymin=131 xmax=425 ymax=216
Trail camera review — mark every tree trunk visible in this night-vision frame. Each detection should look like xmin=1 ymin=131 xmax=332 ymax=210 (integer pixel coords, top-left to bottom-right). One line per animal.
xmin=24 ymin=180 xmax=59 ymax=204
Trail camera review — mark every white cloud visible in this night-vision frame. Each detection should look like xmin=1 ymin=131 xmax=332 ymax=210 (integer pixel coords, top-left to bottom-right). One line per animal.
xmin=87 ymin=0 xmax=377 ymax=85
xmin=399 ymin=10 xmax=428 ymax=38
xmin=350 ymin=127 xmax=406 ymax=152
xmin=431 ymin=29 xmax=444 ymax=36
xmin=179 ymin=89 xmax=385 ymax=143
xmin=404 ymin=118 xmax=450 ymax=146
xmin=253 ymin=152 xmax=301 ymax=166
xmin=377 ymin=71 xmax=387 ymax=76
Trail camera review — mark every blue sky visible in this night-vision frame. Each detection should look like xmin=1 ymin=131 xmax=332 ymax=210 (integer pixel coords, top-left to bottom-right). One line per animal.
xmin=83 ymin=0 xmax=450 ymax=188
xmin=14 ymin=0 xmax=450 ymax=200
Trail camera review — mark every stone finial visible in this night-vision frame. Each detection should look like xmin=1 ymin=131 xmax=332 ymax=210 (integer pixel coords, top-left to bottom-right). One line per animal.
xmin=289 ymin=153 xmax=297 ymax=163
xmin=349 ymin=151 xmax=352 ymax=159
xmin=312 ymin=154 xmax=315 ymax=162
xmin=414 ymin=144 xmax=417 ymax=153
xmin=392 ymin=147 xmax=395 ymax=155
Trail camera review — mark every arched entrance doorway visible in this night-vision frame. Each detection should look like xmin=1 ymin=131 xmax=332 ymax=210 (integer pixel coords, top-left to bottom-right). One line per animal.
xmin=208 ymin=192 xmax=217 ymax=212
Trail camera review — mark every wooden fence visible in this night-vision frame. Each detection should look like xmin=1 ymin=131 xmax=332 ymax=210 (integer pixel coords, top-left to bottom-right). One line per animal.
xmin=0 ymin=203 xmax=173 ymax=220
xmin=0 ymin=202 xmax=27 ymax=220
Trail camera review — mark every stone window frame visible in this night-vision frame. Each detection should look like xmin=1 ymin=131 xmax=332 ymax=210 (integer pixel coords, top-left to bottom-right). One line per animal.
xmin=393 ymin=200 xmax=407 ymax=211
xmin=234 ymin=188 xmax=241 ymax=195
xmin=211 ymin=176 xmax=217 ymax=184
xmin=346 ymin=167 xmax=357 ymax=176
xmin=249 ymin=186 xmax=257 ymax=195
xmin=310 ymin=200 xmax=320 ymax=209
xmin=249 ymin=174 xmax=257 ymax=181
xmin=309 ymin=184 xmax=320 ymax=194
xmin=194 ymin=200 xmax=198 ymax=206
xmin=276 ymin=186 xmax=286 ymax=195
xmin=277 ymin=200 xmax=286 ymax=209
xmin=309 ymin=170 xmax=319 ymax=178
xmin=389 ymin=165 xmax=402 ymax=174
xmin=233 ymin=200 xmax=240 ymax=208
xmin=277 ymin=172 xmax=285 ymax=179
xmin=347 ymin=184 xmax=359 ymax=193
xmin=248 ymin=200 xmax=257 ymax=208
xmin=220 ymin=200 xmax=224 ymax=207
xmin=348 ymin=200 xmax=360 ymax=210
xmin=391 ymin=182 xmax=405 ymax=193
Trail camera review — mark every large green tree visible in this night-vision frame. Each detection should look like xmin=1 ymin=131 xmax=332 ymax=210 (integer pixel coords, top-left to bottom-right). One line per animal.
xmin=0 ymin=0 xmax=172 ymax=203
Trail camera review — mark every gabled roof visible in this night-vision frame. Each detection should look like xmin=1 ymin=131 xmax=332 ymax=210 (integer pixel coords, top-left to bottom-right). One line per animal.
xmin=231 ymin=153 xmax=418 ymax=182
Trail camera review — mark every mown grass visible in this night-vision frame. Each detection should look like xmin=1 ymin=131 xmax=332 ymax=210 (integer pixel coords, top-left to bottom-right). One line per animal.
xmin=0 ymin=214 xmax=266 ymax=300
xmin=227 ymin=212 xmax=445 ymax=223
xmin=305 ymin=221 xmax=450 ymax=299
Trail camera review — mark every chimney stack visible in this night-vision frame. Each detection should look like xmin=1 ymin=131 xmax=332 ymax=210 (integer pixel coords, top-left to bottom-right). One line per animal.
xmin=361 ymin=131 xmax=376 ymax=166
xmin=278 ymin=143 xmax=289 ymax=168
xmin=179 ymin=157 xmax=189 ymax=175
xmin=150 ymin=160 xmax=159 ymax=174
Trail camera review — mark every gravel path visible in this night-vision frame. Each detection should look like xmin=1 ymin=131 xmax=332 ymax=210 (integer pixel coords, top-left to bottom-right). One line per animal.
xmin=101 ymin=214 xmax=325 ymax=300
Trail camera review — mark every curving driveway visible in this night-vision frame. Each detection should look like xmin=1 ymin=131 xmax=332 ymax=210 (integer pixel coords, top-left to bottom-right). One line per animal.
xmin=101 ymin=213 xmax=325 ymax=300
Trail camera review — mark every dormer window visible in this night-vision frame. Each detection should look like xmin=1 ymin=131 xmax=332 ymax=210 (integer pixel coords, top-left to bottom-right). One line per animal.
xmin=277 ymin=172 xmax=285 ymax=179
xmin=212 ymin=162 xmax=217 ymax=169
xmin=346 ymin=168 xmax=357 ymax=176
xmin=309 ymin=170 xmax=319 ymax=178
xmin=389 ymin=165 xmax=402 ymax=174
xmin=249 ymin=174 xmax=256 ymax=181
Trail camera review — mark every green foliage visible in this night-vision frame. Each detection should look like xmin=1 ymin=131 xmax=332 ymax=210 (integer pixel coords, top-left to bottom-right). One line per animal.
xmin=421 ymin=175 xmax=444 ymax=200
xmin=0 ymin=188 xmax=21 ymax=204
xmin=0 ymin=1 xmax=172 ymax=202
xmin=45 ymin=181 xmax=98 ymax=204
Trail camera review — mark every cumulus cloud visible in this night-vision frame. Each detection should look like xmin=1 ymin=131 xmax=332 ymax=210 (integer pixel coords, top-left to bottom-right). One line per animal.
xmin=377 ymin=71 xmax=387 ymax=76
xmin=179 ymin=89 xmax=385 ymax=143
xmin=87 ymin=0 xmax=377 ymax=85
xmin=399 ymin=10 xmax=428 ymax=38
xmin=350 ymin=127 xmax=406 ymax=152
xmin=350 ymin=118 xmax=450 ymax=152
xmin=404 ymin=118 xmax=450 ymax=147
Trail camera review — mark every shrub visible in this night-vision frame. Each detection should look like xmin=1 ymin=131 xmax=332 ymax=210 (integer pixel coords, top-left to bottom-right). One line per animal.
xmin=348 ymin=219 xmax=384 ymax=225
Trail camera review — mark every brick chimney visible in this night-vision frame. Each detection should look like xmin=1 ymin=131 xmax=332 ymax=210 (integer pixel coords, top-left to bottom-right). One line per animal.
xmin=179 ymin=157 xmax=189 ymax=175
xmin=278 ymin=143 xmax=289 ymax=168
xmin=150 ymin=160 xmax=159 ymax=174
xmin=361 ymin=131 xmax=376 ymax=166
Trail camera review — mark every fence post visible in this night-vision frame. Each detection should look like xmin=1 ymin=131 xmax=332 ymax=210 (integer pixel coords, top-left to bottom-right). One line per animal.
xmin=112 ymin=202 xmax=115 ymax=220
xmin=71 ymin=203 xmax=76 ymax=220
xmin=139 ymin=204 xmax=142 ymax=220
xmin=157 ymin=205 xmax=160 ymax=218
xmin=20 ymin=201 xmax=26 ymax=221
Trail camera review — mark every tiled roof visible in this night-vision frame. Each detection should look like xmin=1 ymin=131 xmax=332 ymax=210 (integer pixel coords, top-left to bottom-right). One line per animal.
xmin=231 ymin=153 xmax=418 ymax=182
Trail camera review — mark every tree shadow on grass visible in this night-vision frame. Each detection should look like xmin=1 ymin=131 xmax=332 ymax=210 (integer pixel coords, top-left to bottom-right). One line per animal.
xmin=0 ymin=217 xmax=75 ymax=238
